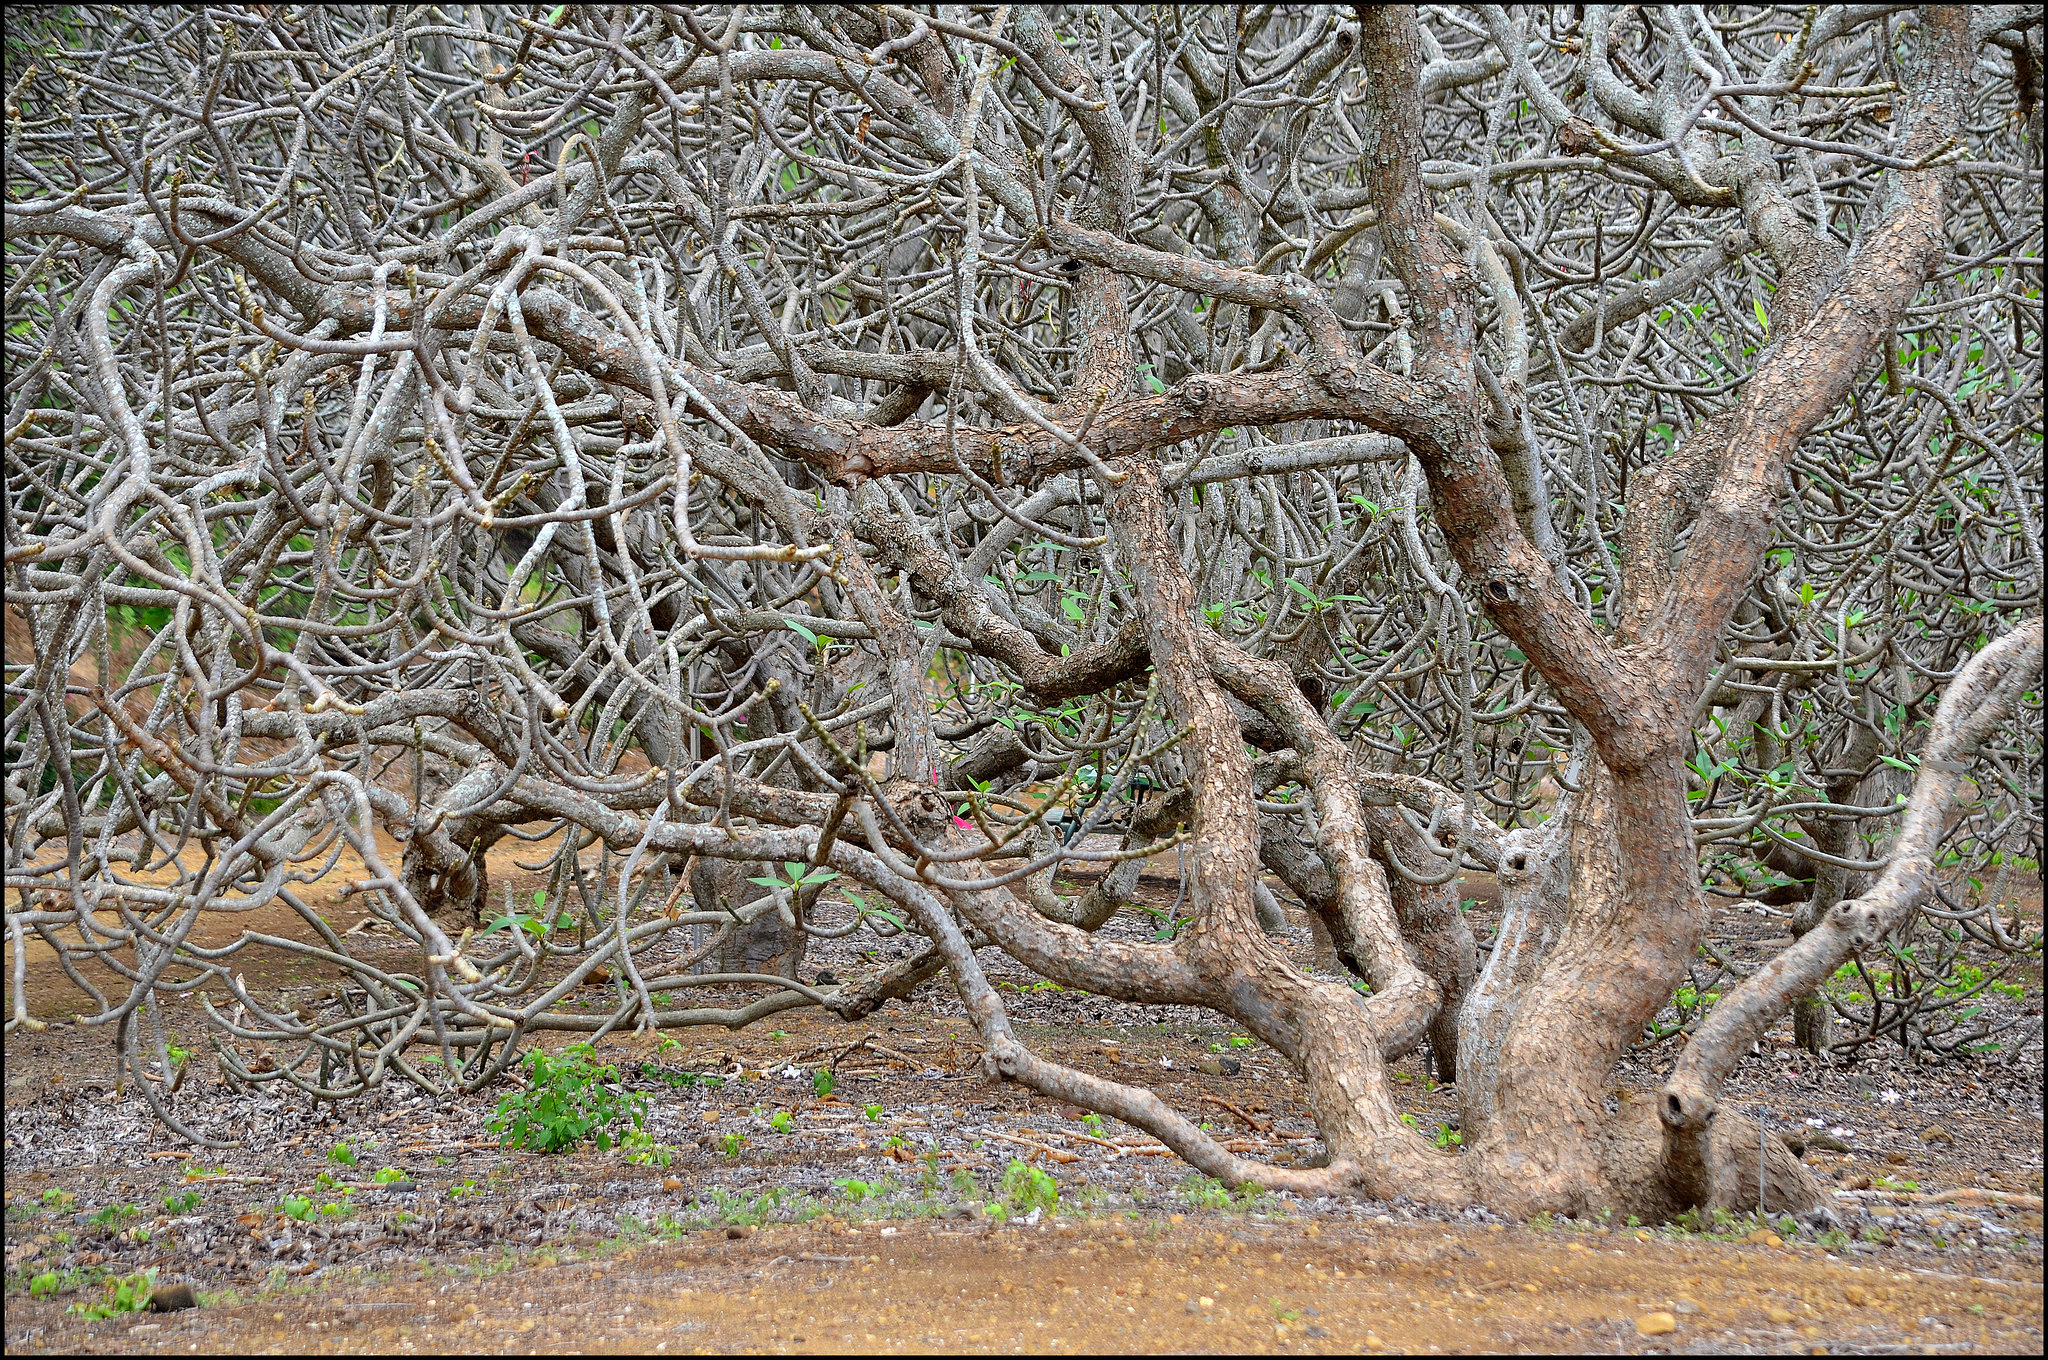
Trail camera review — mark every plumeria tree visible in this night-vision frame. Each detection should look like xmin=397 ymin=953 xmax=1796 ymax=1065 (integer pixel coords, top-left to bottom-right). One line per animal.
xmin=5 ymin=4 xmax=2040 ymax=1218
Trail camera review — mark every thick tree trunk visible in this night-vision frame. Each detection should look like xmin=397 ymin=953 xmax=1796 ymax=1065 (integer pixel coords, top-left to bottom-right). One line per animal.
xmin=1451 ymin=758 xmax=1807 ymax=1219
xmin=691 ymin=857 xmax=806 ymax=981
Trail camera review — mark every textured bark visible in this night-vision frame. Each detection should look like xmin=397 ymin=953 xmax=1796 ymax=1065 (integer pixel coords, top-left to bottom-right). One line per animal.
xmin=691 ymin=857 xmax=805 ymax=982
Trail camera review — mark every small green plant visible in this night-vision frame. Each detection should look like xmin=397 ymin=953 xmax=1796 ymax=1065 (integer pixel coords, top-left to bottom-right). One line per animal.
xmin=1873 ymin=1176 xmax=1919 ymax=1192
xmin=449 ymin=1180 xmax=483 ymax=1200
xmin=1068 ymin=1182 xmax=1108 ymax=1212
xmin=372 ymin=1166 xmax=408 ymax=1185
xmin=1000 ymin=1160 xmax=1060 ymax=1215
xmin=748 ymin=861 xmax=840 ymax=894
xmin=66 ymin=1269 xmax=156 ymax=1320
xmin=278 ymin=1195 xmax=315 ymax=1221
xmin=1180 ymin=1175 xmax=1231 ymax=1211
xmin=161 ymin=1190 xmax=202 ymax=1214
xmin=719 ymin=1131 xmax=748 ymax=1159
xmin=833 ymin=1178 xmax=876 ymax=1203
xmin=639 ymin=1062 xmax=724 ymax=1089
xmin=1432 ymin=1122 xmax=1463 ymax=1149
xmin=1228 ymin=1035 xmax=1252 ymax=1048
xmin=89 ymin=1203 xmax=141 ymax=1230
xmin=951 ymin=1168 xmax=979 ymax=1197
xmin=811 ymin=1068 xmax=836 ymax=1098
xmin=622 ymin=1130 xmax=676 ymax=1168
xmin=1132 ymin=903 xmax=1194 ymax=942
xmin=1861 ymin=1225 xmax=1887 ymax=1243
xmin=770 ymin=1111 xmax=794 ymax=1133
xmin=28 ymin=1271 xmax=61 ymax=1296
xmin=489 ymin=1042 xmax=649 ymax=1153
xmin=884 ymin=1133 xmax=909 ymax=1150
xmin=1080 ymin=1113 xmax=1105 ymax=1137
xmin=863 ymin=1103 xmax=884 ymax=1121
xmin=482 ymin=889 xmax=576 ymax=941
xmin=703 ymin=1186 xmax=782 ymax=1226
xmin=327 ymin=1140 xmax=359 ymax=1167
xmin=1818 ymin=1228 xmax=1851 ymax=1250
xmin=40 ymin=1188 xmax=76 ymax=1212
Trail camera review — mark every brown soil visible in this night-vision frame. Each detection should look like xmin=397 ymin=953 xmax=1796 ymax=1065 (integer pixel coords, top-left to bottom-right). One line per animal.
xmin=7 ymin=1201 xmax=2042 ymax=1355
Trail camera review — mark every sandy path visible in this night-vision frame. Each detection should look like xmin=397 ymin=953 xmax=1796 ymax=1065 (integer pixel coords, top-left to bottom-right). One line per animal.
xmin=8 ymin=1212 xmax=2041 ymax=1355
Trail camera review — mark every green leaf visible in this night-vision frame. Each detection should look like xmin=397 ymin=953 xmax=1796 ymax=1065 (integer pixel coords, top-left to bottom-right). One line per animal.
xmin=785 ymin=619 xmax=821 ymax=647
xmin=1753 ymin=296 xmax=1770 ymax=333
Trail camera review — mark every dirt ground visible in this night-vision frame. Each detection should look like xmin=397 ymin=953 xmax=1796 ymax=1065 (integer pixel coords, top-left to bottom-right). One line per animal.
xmin=6 ymin=830 xmax=2043 ymax=1354
xmin=7 ymin=1202 xmax=2044 ymax=1355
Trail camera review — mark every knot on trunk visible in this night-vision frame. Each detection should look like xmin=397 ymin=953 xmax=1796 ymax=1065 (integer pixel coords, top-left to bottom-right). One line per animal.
xmin=1832 ymin=897 xmax=1882 ymax=949
xmin=882 ymin=777 xmax=954 ymax=834
xmin=400 ymin=846 xmax=487 ymax=926
xmin=987 ymin=1042 xmax=1024 ymax=1082
xmin=1555 ymin=115 xmax=1603 ymax=156
xmin=1657 ymin=1086 xmax=1717 ymax=1132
